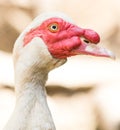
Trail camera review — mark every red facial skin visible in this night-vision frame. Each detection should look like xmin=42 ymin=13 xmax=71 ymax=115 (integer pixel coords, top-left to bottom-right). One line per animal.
xmin=23 ymin=17 xmax=114 ymax=59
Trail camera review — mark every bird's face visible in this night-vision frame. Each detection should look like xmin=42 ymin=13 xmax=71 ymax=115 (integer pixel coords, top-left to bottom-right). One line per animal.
xmin=24 ymin=17 xmax=114 ymax=59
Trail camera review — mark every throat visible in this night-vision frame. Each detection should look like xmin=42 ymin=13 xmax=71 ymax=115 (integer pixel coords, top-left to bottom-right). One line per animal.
xmin=7 ymin=37 xmax=67 ymax=129
xmin=14 ymin=69 xmax=50 ymax=128
xmin=17 ymin=83 xmax=53 ymax=129
xmin=4 ymin=78 xmax=56 ymax=130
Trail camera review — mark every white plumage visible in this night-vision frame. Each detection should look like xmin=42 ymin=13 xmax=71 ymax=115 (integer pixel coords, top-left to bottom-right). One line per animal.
xmin=4 ymin=12 xmax=114 ymax=130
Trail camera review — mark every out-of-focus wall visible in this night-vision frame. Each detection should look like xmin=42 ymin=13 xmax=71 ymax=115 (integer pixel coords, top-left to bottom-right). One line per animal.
xmin=0 ymin=1 xmax=120 ymax=130
xmin=0 ymin=0 xmax=120 ymax=57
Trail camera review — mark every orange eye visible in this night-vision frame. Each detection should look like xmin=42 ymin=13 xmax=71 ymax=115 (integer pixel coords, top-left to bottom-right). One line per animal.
xmin=48 ymin=23 xmax=59 ymax=33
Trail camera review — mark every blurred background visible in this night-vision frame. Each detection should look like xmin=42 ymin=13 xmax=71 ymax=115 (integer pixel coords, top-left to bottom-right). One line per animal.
xmin=0 ymin=0 xmax=120 ymax=130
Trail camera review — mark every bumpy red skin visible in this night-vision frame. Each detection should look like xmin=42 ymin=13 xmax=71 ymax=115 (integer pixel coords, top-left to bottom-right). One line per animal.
xmin=24 ymin=18 xmax=100 ymax=59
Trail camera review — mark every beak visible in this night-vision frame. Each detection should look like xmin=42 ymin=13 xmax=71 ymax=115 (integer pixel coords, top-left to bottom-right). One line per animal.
xmin=71 ymin=28 xmax=115 ymax=59
xmin=74 ymin=40 xmax=115 ymax=59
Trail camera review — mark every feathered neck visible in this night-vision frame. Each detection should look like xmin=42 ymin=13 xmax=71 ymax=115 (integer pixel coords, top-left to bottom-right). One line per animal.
xmin=4 ymin=37 xmax=66 ymax=130
xmin=13 ymin=37 xmax=66 ymax=94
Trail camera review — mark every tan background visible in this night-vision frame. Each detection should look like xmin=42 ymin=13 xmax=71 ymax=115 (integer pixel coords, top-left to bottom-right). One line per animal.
xmin=0 ymin=0 xmax=120 ymax=130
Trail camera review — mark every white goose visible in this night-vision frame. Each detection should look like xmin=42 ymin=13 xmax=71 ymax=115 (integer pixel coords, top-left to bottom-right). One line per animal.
xmin=4 ymin=12 xmax=114 ymax=130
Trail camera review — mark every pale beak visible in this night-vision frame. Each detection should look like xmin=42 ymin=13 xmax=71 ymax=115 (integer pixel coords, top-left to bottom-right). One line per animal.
xmin=74 ymin=39 xmax=115 ymax=59
xmin=70 ymin=27 xmax=115 ymax=59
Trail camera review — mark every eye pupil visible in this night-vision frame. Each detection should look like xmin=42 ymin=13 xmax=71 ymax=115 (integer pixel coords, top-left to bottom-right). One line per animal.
xmin=48 ymin=23 xmax=59 ymax=32
xmin=51 ymin=25 xmax=57 ymax=30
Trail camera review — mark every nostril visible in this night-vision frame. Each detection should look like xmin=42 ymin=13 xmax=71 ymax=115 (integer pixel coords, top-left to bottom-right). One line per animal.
xmin=81 ymin=37 xmax=90 ymax=44
xmin=84 ymin=39 xmax=89 ymax=44
xmin=84 ymin=29 xmax=100 ymax=44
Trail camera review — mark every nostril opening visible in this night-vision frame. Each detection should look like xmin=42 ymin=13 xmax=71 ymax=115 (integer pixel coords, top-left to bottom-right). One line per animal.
xmin=84 ymin=39 xmax=89 ymax=43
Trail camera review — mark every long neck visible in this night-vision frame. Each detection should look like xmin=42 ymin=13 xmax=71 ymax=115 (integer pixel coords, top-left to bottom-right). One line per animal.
xmin=4 ymin=38 xmax=66 ymax=130
xmin=4 ymin=68 xmax=56 ymax=130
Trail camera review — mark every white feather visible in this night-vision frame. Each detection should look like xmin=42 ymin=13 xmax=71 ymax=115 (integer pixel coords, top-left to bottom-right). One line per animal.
xmin=4 ymin=12 xmax=68 ymax=130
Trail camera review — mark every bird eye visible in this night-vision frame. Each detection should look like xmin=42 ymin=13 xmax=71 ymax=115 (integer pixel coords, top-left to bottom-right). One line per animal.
xmin=48 ymin=23 xmax=59 ymax=33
